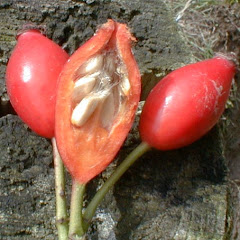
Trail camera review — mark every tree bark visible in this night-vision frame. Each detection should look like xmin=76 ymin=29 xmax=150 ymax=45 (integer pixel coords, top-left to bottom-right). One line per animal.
xmin=0 ymin=1 xmax=239 ymax=240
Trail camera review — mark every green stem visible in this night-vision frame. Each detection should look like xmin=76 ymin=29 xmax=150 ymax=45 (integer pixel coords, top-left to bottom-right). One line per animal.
xmin=83 ymin=141 xmax=151 ymax=230
xmin=69 ymin=180 xmax=86 ymax=239
xmin=51 ymin=138 xmax=69 ymax=240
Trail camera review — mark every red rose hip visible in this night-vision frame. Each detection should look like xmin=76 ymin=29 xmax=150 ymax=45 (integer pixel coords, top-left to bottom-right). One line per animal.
xmin=55 ymin=20 xmax=141 ymax=183
xmin=6 ymin=28 xmax=69 ymax=138
xmin=139 ymin=56 xmax=236 ymax=150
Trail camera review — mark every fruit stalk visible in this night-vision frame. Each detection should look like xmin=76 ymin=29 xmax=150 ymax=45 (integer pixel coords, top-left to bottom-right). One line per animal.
xmin=69 ymin=180 xmax=86 ymax=239
xmin=52 ymin=138 xmax=68 ymax=240
xmin=83 ymin=141 xmax=151 ymax=230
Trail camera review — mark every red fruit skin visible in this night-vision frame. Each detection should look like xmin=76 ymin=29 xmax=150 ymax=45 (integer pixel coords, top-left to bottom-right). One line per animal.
xmin=6 ymin=30 xmax=69 ymax=138
xmin=55 ymin=20 xmax=141 ymax=183
xmin=139 ymin=56 xmax=236 ymax=150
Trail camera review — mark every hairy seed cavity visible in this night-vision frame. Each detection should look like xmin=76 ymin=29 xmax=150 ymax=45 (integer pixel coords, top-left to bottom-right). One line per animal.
xmin=71 ymin=52 xmax=130 ymax=129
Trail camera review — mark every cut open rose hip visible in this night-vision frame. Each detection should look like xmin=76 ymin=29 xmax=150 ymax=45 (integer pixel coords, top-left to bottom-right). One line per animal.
xmin=55 ymin=20 xmax=141 ymax=183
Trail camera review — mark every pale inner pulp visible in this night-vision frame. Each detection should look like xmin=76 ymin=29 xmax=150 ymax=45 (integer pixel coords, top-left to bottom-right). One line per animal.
xmin=71 ymin=51 xmax=130 ymax=130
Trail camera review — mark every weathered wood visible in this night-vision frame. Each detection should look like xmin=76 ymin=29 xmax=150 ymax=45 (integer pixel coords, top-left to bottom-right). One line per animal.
xmin=0 ymin=0 xmax=192 ymax=103
xmin=0 ymin=1 xmax=239 ymax=240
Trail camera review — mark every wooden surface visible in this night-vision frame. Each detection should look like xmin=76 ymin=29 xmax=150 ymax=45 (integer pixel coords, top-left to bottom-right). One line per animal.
xmin=0 ymin=1 xmax=239 ymax=240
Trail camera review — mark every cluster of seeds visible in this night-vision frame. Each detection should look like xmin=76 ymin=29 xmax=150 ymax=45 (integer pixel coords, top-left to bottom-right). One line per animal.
xmin=71 ymin=51 xmax=131 ymax=130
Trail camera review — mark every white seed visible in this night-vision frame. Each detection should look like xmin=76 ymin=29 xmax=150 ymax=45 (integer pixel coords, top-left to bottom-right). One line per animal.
xmin=100 ymin=92 xmax=115 ymax=130
xmin=116 ymin=64 xmax=130 ymax=95
xmin=72 ymin=72 xmax=99 ymax=102
xmin=70 ymin=51 xmax=128 ymax=129
xmin=71 ymin=96 xmax=99 ymax=127
xmin=77 ymin=55 xmax=104 ymax=76
xmin=116 ymin=65 xmax=125 ymax=75
xmin=120 ymin=76 xmax=131 ymax=96
xmin=71 ymin=91 xmax=110 ymax=127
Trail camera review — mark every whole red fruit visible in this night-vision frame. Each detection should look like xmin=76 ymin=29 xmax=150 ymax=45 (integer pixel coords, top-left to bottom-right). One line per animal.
xmin=6 ymin=29 xmax=69 ymax=138
xmin=139 ymin=56 xmax=236 ymax=150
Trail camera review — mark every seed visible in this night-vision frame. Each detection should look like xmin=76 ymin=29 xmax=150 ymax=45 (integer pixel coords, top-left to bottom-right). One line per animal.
xmin=116 ymin=64 xmax=130 ymax=95
xmin=71 ymin=96 xmax=99 ymax=127
xmin=100 ymin=92 xmax=115 ymax=129
xmin=77 ymin=55 xmax=104 ymax=76
xmin=72 ymin=72 xmax=99 ymax=102
xmin=71 ymin=91 xmax=109 ymax=127
xmin=120 ymin=76 xmax=131 ymax=96
xmin=116 ymin=65 xmax=125 ymax=75
xmin=71 ymin=51 xmax=130 ymax=128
